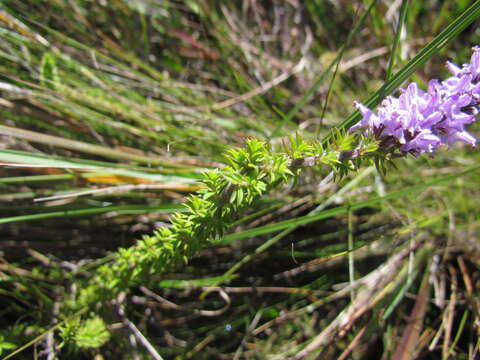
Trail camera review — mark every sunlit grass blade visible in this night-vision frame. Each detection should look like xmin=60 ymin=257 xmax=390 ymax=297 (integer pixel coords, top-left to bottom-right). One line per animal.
xmin=385 ymin=0 xmax=410 ymax=80
xmin=382 ymin=268 xmax=419 ymax=320
xmin=0 ymin=124 xmax=187 ymax=168
xmin=0 ymin=149 xmax=202 ymax=181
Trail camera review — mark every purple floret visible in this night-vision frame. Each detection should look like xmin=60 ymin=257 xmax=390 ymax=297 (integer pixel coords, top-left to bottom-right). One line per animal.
xmin=352 ymin=46 xmax=480 ymax=155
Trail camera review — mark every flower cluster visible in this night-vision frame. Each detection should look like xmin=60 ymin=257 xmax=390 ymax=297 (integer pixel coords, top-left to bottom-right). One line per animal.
xmin=351 ymin=46 xmax=480 ymax=155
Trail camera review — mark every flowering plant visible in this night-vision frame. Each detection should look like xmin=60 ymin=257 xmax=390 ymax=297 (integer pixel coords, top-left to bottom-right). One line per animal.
xmin=351 ymin=46 xmax=480 ymax=156
xmin=72 ymin=47 xmax=480 ymax=312
xmin=62 ymin=44 xmax=480 ymax=355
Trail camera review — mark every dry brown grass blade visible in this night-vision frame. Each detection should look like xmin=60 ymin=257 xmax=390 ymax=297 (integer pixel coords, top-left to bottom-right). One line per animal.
xmin=392 ymin=258 xmax=432 ymax=360
xmin=442 ymin=264 xmax=458 ymax=359
xmin=292 ymin=241 xmax=422 ymax=359
xmin=457 ymin=256 xmax=473 ymax=296
xmin=0 ymin=124 xmax=186 ymax=167
xmin=210 ymin=58 xmax=306 ymax=110
xmin=337 ymin=325 xmax=367 ymax=360
xmin=0 ymin=9 xmax=49 ymax=46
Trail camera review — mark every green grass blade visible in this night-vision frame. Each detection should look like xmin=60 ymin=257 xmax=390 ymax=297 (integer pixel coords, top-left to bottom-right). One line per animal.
xmin=0 ymin=204 xmax=185 ymax=224
xmin=385 ymin=0 xmax=410 ymax=80
xmin=0 ymin=174 xmax=75 ymax=183
xmin=329 ymin=0 xmax=480 ymax=138
xmin=382 ymin=268 xmax=419 ymax=320
xmin=0 ymin=149 xmax=202 ymax=182
xmin=449 ymin=309 xmax=469 ymax=356
xmin=221 ymin=165 xmax=479 ymax=242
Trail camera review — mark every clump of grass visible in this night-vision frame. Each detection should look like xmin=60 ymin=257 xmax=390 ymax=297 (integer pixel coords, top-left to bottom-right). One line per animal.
xmin=1 ymin=1 xmax=480 ymax=359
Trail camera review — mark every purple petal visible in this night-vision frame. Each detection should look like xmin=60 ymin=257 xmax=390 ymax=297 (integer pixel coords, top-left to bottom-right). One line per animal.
xmin=456 ymin=131 xmax=476 ymax=147
xmin=351 ymin=101 xmax=379 ymax=131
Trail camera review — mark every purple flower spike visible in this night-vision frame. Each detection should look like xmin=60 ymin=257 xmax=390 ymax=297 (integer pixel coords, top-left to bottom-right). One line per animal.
xmin=352 ymin=46 xmax=480 ymax=155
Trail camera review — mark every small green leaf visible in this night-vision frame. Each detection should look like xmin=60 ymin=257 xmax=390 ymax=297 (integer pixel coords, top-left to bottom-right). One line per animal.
xmin=75 ymin=316 xmax=110 ymax=349
xmin=40 ymin=52 xmax=59 ymax=90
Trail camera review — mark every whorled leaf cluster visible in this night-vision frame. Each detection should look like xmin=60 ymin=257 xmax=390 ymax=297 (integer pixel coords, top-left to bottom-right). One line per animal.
xmin=71 ymin=133 xmax=376 ymax=311
xmin=58 ymin=131 xmax=383 ymax=351
xmin=74 ymin=139 xmax=289 ymax=309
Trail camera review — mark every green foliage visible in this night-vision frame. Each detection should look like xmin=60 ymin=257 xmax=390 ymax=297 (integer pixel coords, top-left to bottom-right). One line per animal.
xmin=2 ymin=1 xmax=480 ymax=358
xmin=0 ymin=336 xmax=16 ymax=356
xmin=73 ymin=138 xmax=297 ymax=309
xmin=74 ymin=317 xmax=110 ymax=349
xmin=71 ymin=131 xmax=382 ymax=315
xmin=40 ymin=52 xmax=59 ymax=89
xmin=60 ymin=316 xmax=110 ymax=350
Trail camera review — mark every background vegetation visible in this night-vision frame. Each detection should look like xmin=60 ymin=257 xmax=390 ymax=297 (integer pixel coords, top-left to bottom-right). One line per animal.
xmin=0 ymin=0 xmax=479 ymax=359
